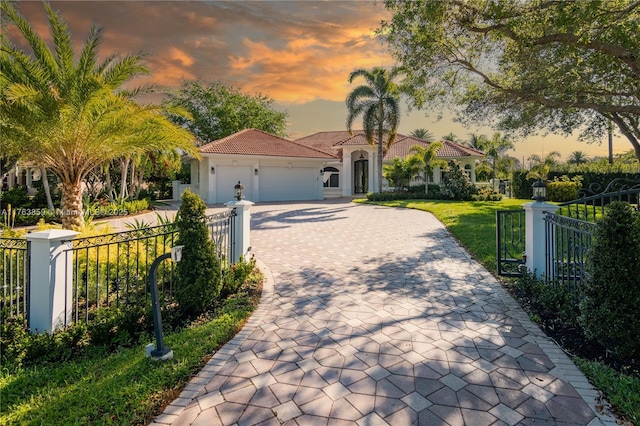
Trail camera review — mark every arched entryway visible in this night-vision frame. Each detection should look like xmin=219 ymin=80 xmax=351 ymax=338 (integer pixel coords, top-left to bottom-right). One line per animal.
xmin=354 ymin=159 xmax=368 ymax=194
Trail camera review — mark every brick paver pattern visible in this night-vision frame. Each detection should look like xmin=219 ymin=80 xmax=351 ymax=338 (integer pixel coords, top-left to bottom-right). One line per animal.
xmin=151 ymin=201 xmax=617 ymax=426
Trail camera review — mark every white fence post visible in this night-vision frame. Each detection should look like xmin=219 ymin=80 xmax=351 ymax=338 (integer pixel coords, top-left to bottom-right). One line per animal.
xmin=224 ymin=200 xmax=253 ymax=263
xmin=26 ymin=229 xmax=79 ymax=333
xmin=523 ymin=201 xmax=560 ymax=278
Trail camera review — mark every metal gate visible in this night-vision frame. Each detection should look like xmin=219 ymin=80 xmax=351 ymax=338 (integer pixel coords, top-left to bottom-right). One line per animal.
xmin=496 ymin=209 xmax=526 ymax=277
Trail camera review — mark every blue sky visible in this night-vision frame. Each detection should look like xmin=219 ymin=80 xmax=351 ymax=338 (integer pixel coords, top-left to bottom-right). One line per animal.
xmin=9 ymin=0 xmax=628 ymax=162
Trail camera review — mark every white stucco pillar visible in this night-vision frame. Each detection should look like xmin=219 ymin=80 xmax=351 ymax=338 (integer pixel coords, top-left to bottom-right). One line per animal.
xmin=172 ymin=180 xmax=181 ymax=201
xmin=523 ymin=201 xmax=560 ymax=278
xmin=26 ymin=229 xmax=79 ymax=333
xmin=342 ymin=153 xmax=352 ymax=196
xmin=225 ymin=200 xmax=253 ymax=263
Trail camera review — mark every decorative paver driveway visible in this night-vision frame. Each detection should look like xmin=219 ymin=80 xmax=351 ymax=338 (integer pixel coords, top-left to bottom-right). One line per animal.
xmin=152 ymin=200 xmax=617 ymax=426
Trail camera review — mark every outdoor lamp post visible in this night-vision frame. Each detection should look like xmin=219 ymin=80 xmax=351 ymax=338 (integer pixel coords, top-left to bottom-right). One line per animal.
xmin=532 ymin=178 xmax=547 ymax=202
xmin=234 ymin=181 xmax=244 ymax=201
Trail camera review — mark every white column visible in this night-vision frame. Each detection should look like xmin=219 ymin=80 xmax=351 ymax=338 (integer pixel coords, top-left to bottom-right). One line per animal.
xmin=26 ymin=229 xmax=79 ymax=333
xmin=342 ymin=151 xmax=352 ymax=196
xmin=172 ymin=180 xmax=181 ymax=201
xmin=369 ymin=151 xmax=377 ymax=193
xmin=224 ymin=200 xmax=253 ymax=263
xmin=523 ymin=201 xmax=560 ymax=278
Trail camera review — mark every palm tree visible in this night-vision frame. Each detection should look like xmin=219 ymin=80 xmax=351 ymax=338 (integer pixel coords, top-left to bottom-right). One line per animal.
xmin=567 ymin=151 xmax=589 ymax=165
xmin=410 ymin=128 xmax=435 ymax=142
xmin=465 ymin=133 xmax=488 ymax=150
xmin=442 ymin=133 xmax=460 ymax=143
xmin=0 ymin=2 xmax=196 ymax=228
xmin=382 ymin=156 xmax=421 ymax=191
xmin=527 ymin=151 xmax=561 ymax=180
xmin=483 ymin=132 xmax=514 ymax=179
xmin=346 ymin=67 xmax=403 ymax=193
xmin=409 ymin=142 xmax=447 ymax=197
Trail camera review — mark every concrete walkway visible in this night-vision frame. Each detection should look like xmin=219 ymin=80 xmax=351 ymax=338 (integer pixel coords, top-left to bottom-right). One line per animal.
xmin=151 ymin=200 xmax=617 ymax=426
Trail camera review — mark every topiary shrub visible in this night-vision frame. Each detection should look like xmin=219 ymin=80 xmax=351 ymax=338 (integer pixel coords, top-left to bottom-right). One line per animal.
xmin=546 ymin=176 xmax=581 ymax=202
xmin=174 ymin=189 xmax=221 ymax=316
xmin=579 ymin=201 xmax=640 ymax=358
xmin=441 ymin=161 xmax=476 ymax=201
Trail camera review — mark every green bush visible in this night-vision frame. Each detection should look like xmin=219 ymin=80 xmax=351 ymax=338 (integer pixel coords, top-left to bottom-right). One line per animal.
xmin=546 ymin=180 xmax=580 ymax=202
xmin=221 ymin=255 xmax=256 ymax=297
xmin=441 ymin=161 xmax=476 ymax=201
xmin=408 ymin=184 xmax=443 ymax=198
xmin=174 ymin=189 xmax=221 ymax=316
xmin=471 ymin=187 xmax=503 ymax=201
xmin=579 ymin=201 xmax=640 ymax=358
xmin=366 ymin=192 xmax=429 ymax=201
xmin=123 ymin=198 xmax=150 ymax=214
xmin=515 ymin=272 xmax=580 ymax=325
xmin=511 ymin=171 xmax=537 ymax=199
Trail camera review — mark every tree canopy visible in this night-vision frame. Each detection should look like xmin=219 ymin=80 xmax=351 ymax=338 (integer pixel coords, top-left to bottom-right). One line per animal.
xmin=382 ymin=0 xmax=640 ymax=160
xmin=165 ymin=80 xmax=288 ymax=145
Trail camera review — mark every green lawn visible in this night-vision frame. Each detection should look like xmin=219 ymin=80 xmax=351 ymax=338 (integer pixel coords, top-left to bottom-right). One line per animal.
xmin=0 ymin=290 xmax=259 ymax=425
xmin=354 ymin=197 xmax=527 ymax=272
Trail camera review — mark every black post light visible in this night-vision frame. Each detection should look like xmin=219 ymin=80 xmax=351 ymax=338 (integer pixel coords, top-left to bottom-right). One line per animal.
xmin=532 ymin=178 xmax=547 ymax=202
xmin=234 ymin=181 xmax=244 ymax=201
xmin=147 ymin=245 xmax=183 ymax=361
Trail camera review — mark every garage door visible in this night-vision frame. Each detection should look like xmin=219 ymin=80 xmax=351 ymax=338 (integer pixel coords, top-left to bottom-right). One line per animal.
xmin=260 ymin=167 xmax=319 ymax=201
xmin=216 ymin=166 xmax=252 ymax=203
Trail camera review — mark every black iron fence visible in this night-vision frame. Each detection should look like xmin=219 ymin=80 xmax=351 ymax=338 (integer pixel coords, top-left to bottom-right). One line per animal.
xmin=0 ymin=209 xmax=236 ymax=328
xmin=543 ymin=213 xmax=597 ymax=291
xmin=496 ymin=209 xmax=526 ymax=277
xmin=0 ymin=238 xmax=29 ymax=322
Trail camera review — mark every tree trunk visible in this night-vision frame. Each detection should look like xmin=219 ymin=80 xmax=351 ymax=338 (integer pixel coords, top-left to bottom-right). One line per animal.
xmin=60 ymin=180 xmax=84 ymax=229
xmin=377 ymin=104 xmax=384 ymax=193
xmin=119 ymin=157 xmax=130 ymax=204
xmin=424 ymin=170 xmax=429 ymax=197
xmin=40 ymin=167 xmax=54 ymax=211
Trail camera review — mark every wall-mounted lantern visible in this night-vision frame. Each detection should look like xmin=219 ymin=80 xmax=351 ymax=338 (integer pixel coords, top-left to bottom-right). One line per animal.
xmin=254 ymin=168 xmax=259 ymax=175
xmin=531 ymin=178 xmax=547 ymax=202
xmin=234 ymin=181 xmax=244 ymax=201
xmin=320 ymin=169 xmax=324 ymax=176
xmin=210 ymin=166 xmax=215 ymax=174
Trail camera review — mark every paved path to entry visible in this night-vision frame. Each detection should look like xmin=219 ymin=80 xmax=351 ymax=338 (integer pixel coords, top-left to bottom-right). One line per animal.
xmin=152 ymin=200 xmax=616 ymax=426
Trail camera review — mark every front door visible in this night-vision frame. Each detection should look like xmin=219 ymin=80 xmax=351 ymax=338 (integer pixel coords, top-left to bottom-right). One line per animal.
xmin=354 ymin=159 xmax=368 ymax=193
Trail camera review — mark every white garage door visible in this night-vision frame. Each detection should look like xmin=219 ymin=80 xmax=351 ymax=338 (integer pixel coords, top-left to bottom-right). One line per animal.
xmin=216 ymin=166 xmax=252 ymax=203
xmin=260 ymin=167 xmax=319 ymax=201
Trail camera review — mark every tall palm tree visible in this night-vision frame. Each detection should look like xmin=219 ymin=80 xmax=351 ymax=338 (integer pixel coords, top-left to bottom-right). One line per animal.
xmin=567 ymin=151 xmax=589 ymax=165
xmin=483 ymin=132 xmax=514 ymax=179
xmin=346 ymin=67 xmax=403 ymax=193
xmin=409 ymin=142 xmax=447 ymax=197
xmin=0 ymin=1 xmax=196 ymax=228
xmin=410 ymin=128 xmax=435 ymax=142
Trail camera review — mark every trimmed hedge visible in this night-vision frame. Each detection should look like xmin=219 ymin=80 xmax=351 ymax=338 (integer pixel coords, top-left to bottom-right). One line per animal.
xmin=580 ymin=202 xmax=640 ymax=358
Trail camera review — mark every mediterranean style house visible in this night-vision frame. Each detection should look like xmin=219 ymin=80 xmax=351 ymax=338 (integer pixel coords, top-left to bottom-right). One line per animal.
xmin=179 ymin=129 xmax=484 ymax=204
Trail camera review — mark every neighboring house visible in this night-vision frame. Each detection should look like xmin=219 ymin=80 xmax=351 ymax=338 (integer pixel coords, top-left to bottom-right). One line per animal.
xmin=181 ymin=129 xmax=484 ymax=204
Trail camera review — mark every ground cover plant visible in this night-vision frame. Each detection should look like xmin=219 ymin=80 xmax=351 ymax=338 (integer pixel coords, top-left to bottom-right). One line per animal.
xmin=0 ymin=259 xmax=263 ymax=425
xmin=356 ymin=197 xmax=639 ymax=424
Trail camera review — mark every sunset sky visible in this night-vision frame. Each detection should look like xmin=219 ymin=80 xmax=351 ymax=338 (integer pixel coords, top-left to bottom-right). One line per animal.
xmin=7 ymin=1 xmax=629 ymax=162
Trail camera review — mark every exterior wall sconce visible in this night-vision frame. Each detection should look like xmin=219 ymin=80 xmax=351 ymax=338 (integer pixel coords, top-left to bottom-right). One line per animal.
xmin=210 ymin=166 xmax=215 ymax=174
xmin=320 ymin=169 xmax=324 ymax=176
xmin=532 ymin=178 xmax=547 ymax=201
xmin=359 ymin=152 xmax=364 ymax=159
xmin=234 ymin=181 xmax=244 ymax=201
xmin=254 ymin=168 xmax=259 ymax=175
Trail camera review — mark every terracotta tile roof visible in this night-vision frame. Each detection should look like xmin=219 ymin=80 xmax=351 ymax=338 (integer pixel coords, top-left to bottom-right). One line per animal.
xmin=199 ymin=129 xmax=336 ymax=159
xmin=294 ymin=131 xmax=354 ymax=154
xmin=297 ymin=131 xmax=484 ymax=160
xmin=384 ymin=135 xmax=485 ymax=160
